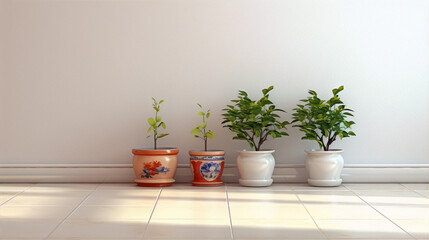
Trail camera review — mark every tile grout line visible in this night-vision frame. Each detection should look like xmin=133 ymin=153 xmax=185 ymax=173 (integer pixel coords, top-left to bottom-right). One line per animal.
xmin=343 ymin=184 xmax=417 ymax=240
xmin=400 ymin=183 xmax=429 ymax=199
xmin=293 ymin=190 xmax=329 ymax=239
xmin=43 ymin=183 xmax=102 ymax=240
xmin=140 ymin=187 xmax=163 ymax=240
xmin=225 ymin=184 xmax=235 ymax=240
xmin=0 ymin=184 xmax=34 ymax=207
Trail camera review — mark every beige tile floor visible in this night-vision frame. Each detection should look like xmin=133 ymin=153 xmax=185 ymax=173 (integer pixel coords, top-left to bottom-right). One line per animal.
xmin=0 ymin=183 xmax=428 ymax=240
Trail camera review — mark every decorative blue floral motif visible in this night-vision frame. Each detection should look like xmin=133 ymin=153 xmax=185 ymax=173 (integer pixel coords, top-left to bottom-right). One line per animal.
xmin=156 ymin=166 xmax=169 ymax=174
xmin=200 ymin=162 xmax=221 ymax=181
xmin=142 ymin=170 xmax=152 ymax=178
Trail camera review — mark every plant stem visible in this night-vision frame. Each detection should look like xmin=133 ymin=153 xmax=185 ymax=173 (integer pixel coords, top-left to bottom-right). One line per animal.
xmin=203 ymin=114 xmax=207 ymax=151
xmin=326 ymin=133 xmax=337 ymax=151
xmin=257 ymin=131 xmax=263 ymax=151
xmin=242 ymin=131 xmax=257 ymax=151
xmin=154 ymin=110 xmax=158 ymax=150
xmin=318 ymin=134 xmax=327 ymax=151
xmin=251 ymin=132 xmax=257 ymax=151
xmin=256 ymin=130 xmax=268 ymax=151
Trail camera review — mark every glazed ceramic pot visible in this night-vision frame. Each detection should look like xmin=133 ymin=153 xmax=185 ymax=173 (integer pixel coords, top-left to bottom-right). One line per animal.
xmin=236 ymin=149 xmax=275 ymax=187
xmin=189 ymin=150 xmax=225 ymax=186
xmin=132 ymin=148 xmax=179 ymax=187
xmin=305 ymin=149 xmax=344 ymax=187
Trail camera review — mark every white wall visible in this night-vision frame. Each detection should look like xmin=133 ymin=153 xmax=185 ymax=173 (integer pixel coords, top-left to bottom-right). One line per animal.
xmin=1 ymin=0 xmax=428 ymax=167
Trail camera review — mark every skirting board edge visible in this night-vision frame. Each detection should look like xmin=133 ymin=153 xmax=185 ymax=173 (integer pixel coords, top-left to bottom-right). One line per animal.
xmin=0 ymin=164 xmax=428 ymax=183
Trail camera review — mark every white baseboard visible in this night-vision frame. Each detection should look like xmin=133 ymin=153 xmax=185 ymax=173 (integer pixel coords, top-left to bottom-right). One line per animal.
xmin=0 ymin=164 xmax=428 ymax=183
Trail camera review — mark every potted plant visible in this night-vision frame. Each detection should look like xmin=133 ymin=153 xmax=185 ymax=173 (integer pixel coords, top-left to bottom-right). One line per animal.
xmin=222 ymin=86 xmax=289 ymax=187
xmin=132 ymin=98 xmax=179 ymax=187
xmin=292 ymin=85 xmax=355 ymax=187
xmin=189 ymin=104 xmax=225 ymax=186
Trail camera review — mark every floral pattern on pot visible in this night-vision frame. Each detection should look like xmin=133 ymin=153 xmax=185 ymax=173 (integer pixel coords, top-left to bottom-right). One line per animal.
xmin=200 ymin=162 xmax=221 ymax=181
xmin=141 ymin=161 xmax=169 ymax=178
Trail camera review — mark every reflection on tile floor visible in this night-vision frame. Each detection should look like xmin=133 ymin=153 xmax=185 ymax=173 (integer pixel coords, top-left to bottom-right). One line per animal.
xmin=0 ymin=183 xmax=428 ymax=239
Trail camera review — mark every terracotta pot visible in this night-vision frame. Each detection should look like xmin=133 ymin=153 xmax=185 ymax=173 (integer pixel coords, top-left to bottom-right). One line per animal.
xmin=132 ymin=148 xmax=179 ymax=187
xmin=189 ymin=150 xmax=225 ymax=186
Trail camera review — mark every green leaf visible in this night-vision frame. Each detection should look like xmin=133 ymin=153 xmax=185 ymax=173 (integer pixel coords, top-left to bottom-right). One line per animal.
xmin=156 ymin=115 xmax=162 ymax=122
xmin=197 ymin=103 xmax=202 ymax=108
xmin=308 ymin=90 xmax=317 ymax=96
xmin=206 ymin=112 xmax=210 ymax=118
xmin=292 ymin=85 xmax=355 ymax=146
xmin=147 ymin=126 xmax=153 ymax=133
xmin=238 ymin=90 xmax=248 ymax=97
xmin=222 ymin=86 xmax=289 ymax=148
xmin=200 ymin=122 xmax=207 ymax=129
xmin=191 ymin=128 xmax=201 ymax=135
xmin=157 ymin=133 xmax=169 ymax=138
xmin=197 ymin=111 xmax=205 ymax=116
xmin=161 ymin=122 xmax=166 ymax=129
xmin=332 ymin=86 xmax=344 ymax=95
xmin=206 ymin=131 xmax=214 ymax=139
xmin=147 ymin=118 xmax=156 ymax=126
xmin=262 ymin=86 xmax=273 ymax=95
xmin=246 ymin=140 xmax=254 ymax=149
xmin=159 ymin=100 xmax=164 ymax=104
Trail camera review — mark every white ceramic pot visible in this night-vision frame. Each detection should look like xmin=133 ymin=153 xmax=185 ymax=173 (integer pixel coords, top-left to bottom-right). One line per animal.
xmin=305 ymin=149 xmax=344 ymax=187
xmin=236 ymin=149 xmax=275 ymax=187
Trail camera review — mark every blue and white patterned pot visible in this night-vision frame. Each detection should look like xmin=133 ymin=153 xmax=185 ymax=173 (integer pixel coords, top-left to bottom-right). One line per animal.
xmin=189 ymin=150 xmax=225 ymax=186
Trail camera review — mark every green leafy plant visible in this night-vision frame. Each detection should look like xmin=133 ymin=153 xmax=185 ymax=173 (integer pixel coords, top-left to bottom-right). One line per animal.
xmin=222 ymin=86 xmax=289 ymax=151
xmin=190 ymin=104 xmax=214 ymax=151
xmin=291 ymin=85 xmax=356 ymax=151
xmin=147 ymin=97 xmax=168 ymax=149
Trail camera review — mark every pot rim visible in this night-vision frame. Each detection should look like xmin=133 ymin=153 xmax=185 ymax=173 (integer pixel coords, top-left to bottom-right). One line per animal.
xmin=305 ymin=149 xmax=343 ymax=154
xmin=237 ymin=149 xmax=275 ymax=154
xmin=132 ymin=147 xmax=179 ymax=156
xmin=189 ymin=150 xmax=225 ymax=156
